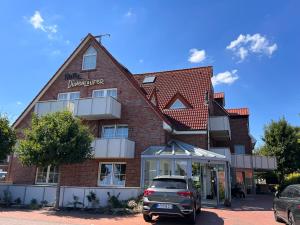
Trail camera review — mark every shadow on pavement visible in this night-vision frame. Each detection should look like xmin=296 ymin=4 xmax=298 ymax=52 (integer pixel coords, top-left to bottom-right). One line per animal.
xmin=151 ymin=210 xmax=224 ymax=225
xmin=39 ymin=209 xmax=140 ymax=221
xmin=201 ymin=194 xmax=274 ymax=212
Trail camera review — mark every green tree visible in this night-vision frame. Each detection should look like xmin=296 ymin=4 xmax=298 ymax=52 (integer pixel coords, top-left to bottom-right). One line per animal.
xmin=17 ymin=111 xmax=93 ymax=208
xmin=253 ymin=145 xmax=269 ymax=156
xmin=262 ymin=118 xmax=300 ymax=183
xmin=0 ymin=115 xmax=16 ymax=161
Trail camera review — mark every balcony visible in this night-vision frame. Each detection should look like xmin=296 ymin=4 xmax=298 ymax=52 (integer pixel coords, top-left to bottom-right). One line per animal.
xmin=209 ymin=116 xmax=231 ymax=140
xmin=231 ymin=154 xmax=277 ymax=170
xmin=92 ymin=138 xmax=135 ymax=158
xmin=34 ymin=96 xmax=121 ymax=120
xmin=210 ymin=147 xmax=231 ymax=163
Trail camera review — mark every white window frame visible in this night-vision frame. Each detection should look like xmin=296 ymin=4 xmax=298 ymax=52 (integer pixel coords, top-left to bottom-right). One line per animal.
xmin=57 ymin=91 xmax=80 ymax=101
xmin=82 ymin=46 xmax=97 ymax=70
xmin=92 ymin=88 xmax=117 ymax=99
xmin=98 ymin=162 xmax=126 ymax=187
xmin=101 ymin=124 xmax=128 ymax=139
xmin=35 ymin=165 xmax=58 ymax=184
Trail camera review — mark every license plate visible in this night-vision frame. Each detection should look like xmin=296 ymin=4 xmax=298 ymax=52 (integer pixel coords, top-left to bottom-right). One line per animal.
xmin=156 ymin=203 xmax=173 ymax=209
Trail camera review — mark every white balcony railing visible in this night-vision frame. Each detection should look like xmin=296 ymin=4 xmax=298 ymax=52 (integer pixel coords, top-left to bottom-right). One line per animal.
xmin=231 ymin=154 xmax=277 ymax=170
xmin=34 ymin=96 xmax=121 ymax=120
xmin=210 ymin=147 xmax=231 ymax=163
xmin=209 ymin=116 xmax=231 ymax=139
xmin=92 ymin=138 xmax=135 ymax=158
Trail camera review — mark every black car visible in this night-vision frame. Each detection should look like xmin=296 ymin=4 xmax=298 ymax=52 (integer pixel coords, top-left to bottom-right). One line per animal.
xmin=273 ymin=184 xmax=300 ymax=225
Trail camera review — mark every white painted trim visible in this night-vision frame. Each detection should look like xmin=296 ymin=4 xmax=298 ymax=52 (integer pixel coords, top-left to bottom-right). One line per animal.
xmin=57 ymin=91 xmax=80 ymax=100
xmin=13 ymin=35 xmax=92 ymax=129
xmin=92 ymin=88 xmax=117 ymax=98
xmin=101 ymin=124 xmax=128 ymax=138
xmin=35 ymin=165 xmax=58 ymax=185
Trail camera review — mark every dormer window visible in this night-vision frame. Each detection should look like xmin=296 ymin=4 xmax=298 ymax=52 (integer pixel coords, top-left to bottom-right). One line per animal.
xmin=169 ymin=99 xmax=186 ymax=109
xmin=165 ymin=93 xmax=192 ymax=110
xmin=82 ymin=46 xmax=97 ymax=70
xmin=143 ymin=76 xmax=156 ymax=84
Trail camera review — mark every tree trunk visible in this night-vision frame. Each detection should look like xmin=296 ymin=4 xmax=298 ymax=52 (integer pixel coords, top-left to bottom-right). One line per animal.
xmin=55 ymin=165 xmax=61 ymax=209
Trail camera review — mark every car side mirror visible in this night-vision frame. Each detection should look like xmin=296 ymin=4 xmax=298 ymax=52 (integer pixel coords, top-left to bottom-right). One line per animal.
xmin=275 ymin=191 xmax=280 ymax=198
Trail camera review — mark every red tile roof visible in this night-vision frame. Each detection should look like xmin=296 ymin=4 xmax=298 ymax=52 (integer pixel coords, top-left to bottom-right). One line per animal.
xmin=226 ymin=108 xmax=249 ymax=116
xmin=134 ymin=67 xmax=213 ymax=130
xmin=214 ymin=92 xmax=224 ymax=99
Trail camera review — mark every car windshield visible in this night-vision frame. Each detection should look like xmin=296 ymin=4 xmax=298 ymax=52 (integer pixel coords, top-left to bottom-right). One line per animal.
xmin=150 ymin=178 xmax=187 ymax=189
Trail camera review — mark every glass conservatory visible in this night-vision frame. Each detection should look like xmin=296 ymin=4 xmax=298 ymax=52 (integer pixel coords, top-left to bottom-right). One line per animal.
xmin=141 ymin=140 xmax=231 ymax=205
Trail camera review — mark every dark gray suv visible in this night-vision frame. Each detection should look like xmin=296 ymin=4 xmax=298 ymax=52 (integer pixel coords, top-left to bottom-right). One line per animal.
xmin=142 ymin=176 xmax=201 ymax=224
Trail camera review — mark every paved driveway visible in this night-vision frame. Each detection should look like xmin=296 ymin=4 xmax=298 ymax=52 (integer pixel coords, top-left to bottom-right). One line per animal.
xmin=0 ymin=195 xmax=282 ymax=225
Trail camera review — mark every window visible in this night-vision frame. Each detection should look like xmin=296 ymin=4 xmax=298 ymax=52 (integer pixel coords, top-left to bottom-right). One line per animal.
xmin=150 ymin=178 xmax=187 ymax=189
xmin=234 ymin=145 xmax=245 ymax=154
xmin=57 ymin=92 xmax=80 ymax=101
xmin=82 ymin=46 xmax=97 ymax=70
xmin=102 ymin=125 xmax=128 ymax=138
xmin=143 ymin=76 xmax=156 ymax=84
xmin=92 ymin=88 xmax=117 ymax=99
xmin=99 ymin=163 xmax=126 ymax=186
xmin=36 ymin=166 xmax=58 ymax=184
xmin=175 ymin=160 xmax=188 ymax=176
xmin=169 ymin=99 xmax=186 ymax=109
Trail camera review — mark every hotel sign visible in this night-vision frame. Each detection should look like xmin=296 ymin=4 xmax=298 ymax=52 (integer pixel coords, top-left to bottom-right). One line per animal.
xmin=64 ymin=72 xmax=104 ymax=89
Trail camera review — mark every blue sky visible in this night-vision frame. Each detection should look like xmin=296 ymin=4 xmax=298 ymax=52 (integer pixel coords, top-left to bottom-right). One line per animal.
xmin=0 ymin=0 xmax=299 ymax=146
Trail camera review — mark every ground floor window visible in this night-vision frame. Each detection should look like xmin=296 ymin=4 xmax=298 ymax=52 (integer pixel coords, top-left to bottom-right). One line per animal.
xmin=35 ymin=165 xmax=58 ymax=184
xmin=98 ymin=163 xmax=126 ymax=186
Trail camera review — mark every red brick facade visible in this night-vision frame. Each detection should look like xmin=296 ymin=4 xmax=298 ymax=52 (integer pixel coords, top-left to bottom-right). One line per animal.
xmin=8 ymin=34 xmax=253 ymax=188
xmin=9 ymin=38 xmax=167 ymax=187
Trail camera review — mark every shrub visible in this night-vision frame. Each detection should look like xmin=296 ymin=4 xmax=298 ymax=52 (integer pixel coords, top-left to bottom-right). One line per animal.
xmin=107 ymin=192 xmax=122 ymax=208
xmin=86 ymin=191 xmax=99 ymax=208
xmin=40 ymin=200 xmax=48 ymax=207
xmin=127 ymin=200 xmax=137 ymax=209
xmin=3 ymin=190 xmax=12 ymax=207
xmin=14 ymin=197 xmax=22 ymax=205
xmin=29 ymin=198 xmax=40 ymax=209
xmin=68 ymin=195 xmax=83 ymax=209
xmin=280 ymin=173 xmax=300 ymax=191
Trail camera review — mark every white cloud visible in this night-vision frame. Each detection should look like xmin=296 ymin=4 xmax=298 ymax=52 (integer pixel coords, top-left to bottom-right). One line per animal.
xmin=125 ymin=9 xmax=135 ymax=18
xmin=28 ymin=11 xmax=58 ymax=38
xmin=29 ymin=11 xmax=44 ymax=30
xmin=139 ymin=59 xmax=144 ymax=63
xmin=226 ymin=33 xmax=277 ymax=61
xmin=212 ymin=70 xmax=239 ymax=86
xmin=188 ymin=49 xmax=206 ymax=63
xmin=16 ymin=101 xmax=22 ymax=106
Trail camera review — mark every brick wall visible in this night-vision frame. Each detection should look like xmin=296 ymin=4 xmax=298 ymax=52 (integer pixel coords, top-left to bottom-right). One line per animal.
xmin=10 ymin=39 xmax=167 ymax=187
xmin=229 ymin=116 xmax=252 ymax=154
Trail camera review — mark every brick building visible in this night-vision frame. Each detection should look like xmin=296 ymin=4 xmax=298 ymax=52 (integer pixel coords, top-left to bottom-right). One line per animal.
xmin=7 ymin=34 xmax=276 ymax=205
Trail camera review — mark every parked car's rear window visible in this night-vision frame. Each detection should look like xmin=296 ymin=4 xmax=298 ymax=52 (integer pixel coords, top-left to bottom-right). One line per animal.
xmin=150 ymin=179 xmax=187 ymax=189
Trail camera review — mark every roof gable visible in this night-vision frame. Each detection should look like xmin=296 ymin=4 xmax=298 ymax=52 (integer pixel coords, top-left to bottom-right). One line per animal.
xmin=134 ymin=67 xmax=212 ymax=130
xmin=13 ymin=34 xmax=171 ymax=129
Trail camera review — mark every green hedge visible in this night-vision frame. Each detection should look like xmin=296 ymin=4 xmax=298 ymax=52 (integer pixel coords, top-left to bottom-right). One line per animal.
xmin=279 ymin=173 xmax=300 ymax=191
